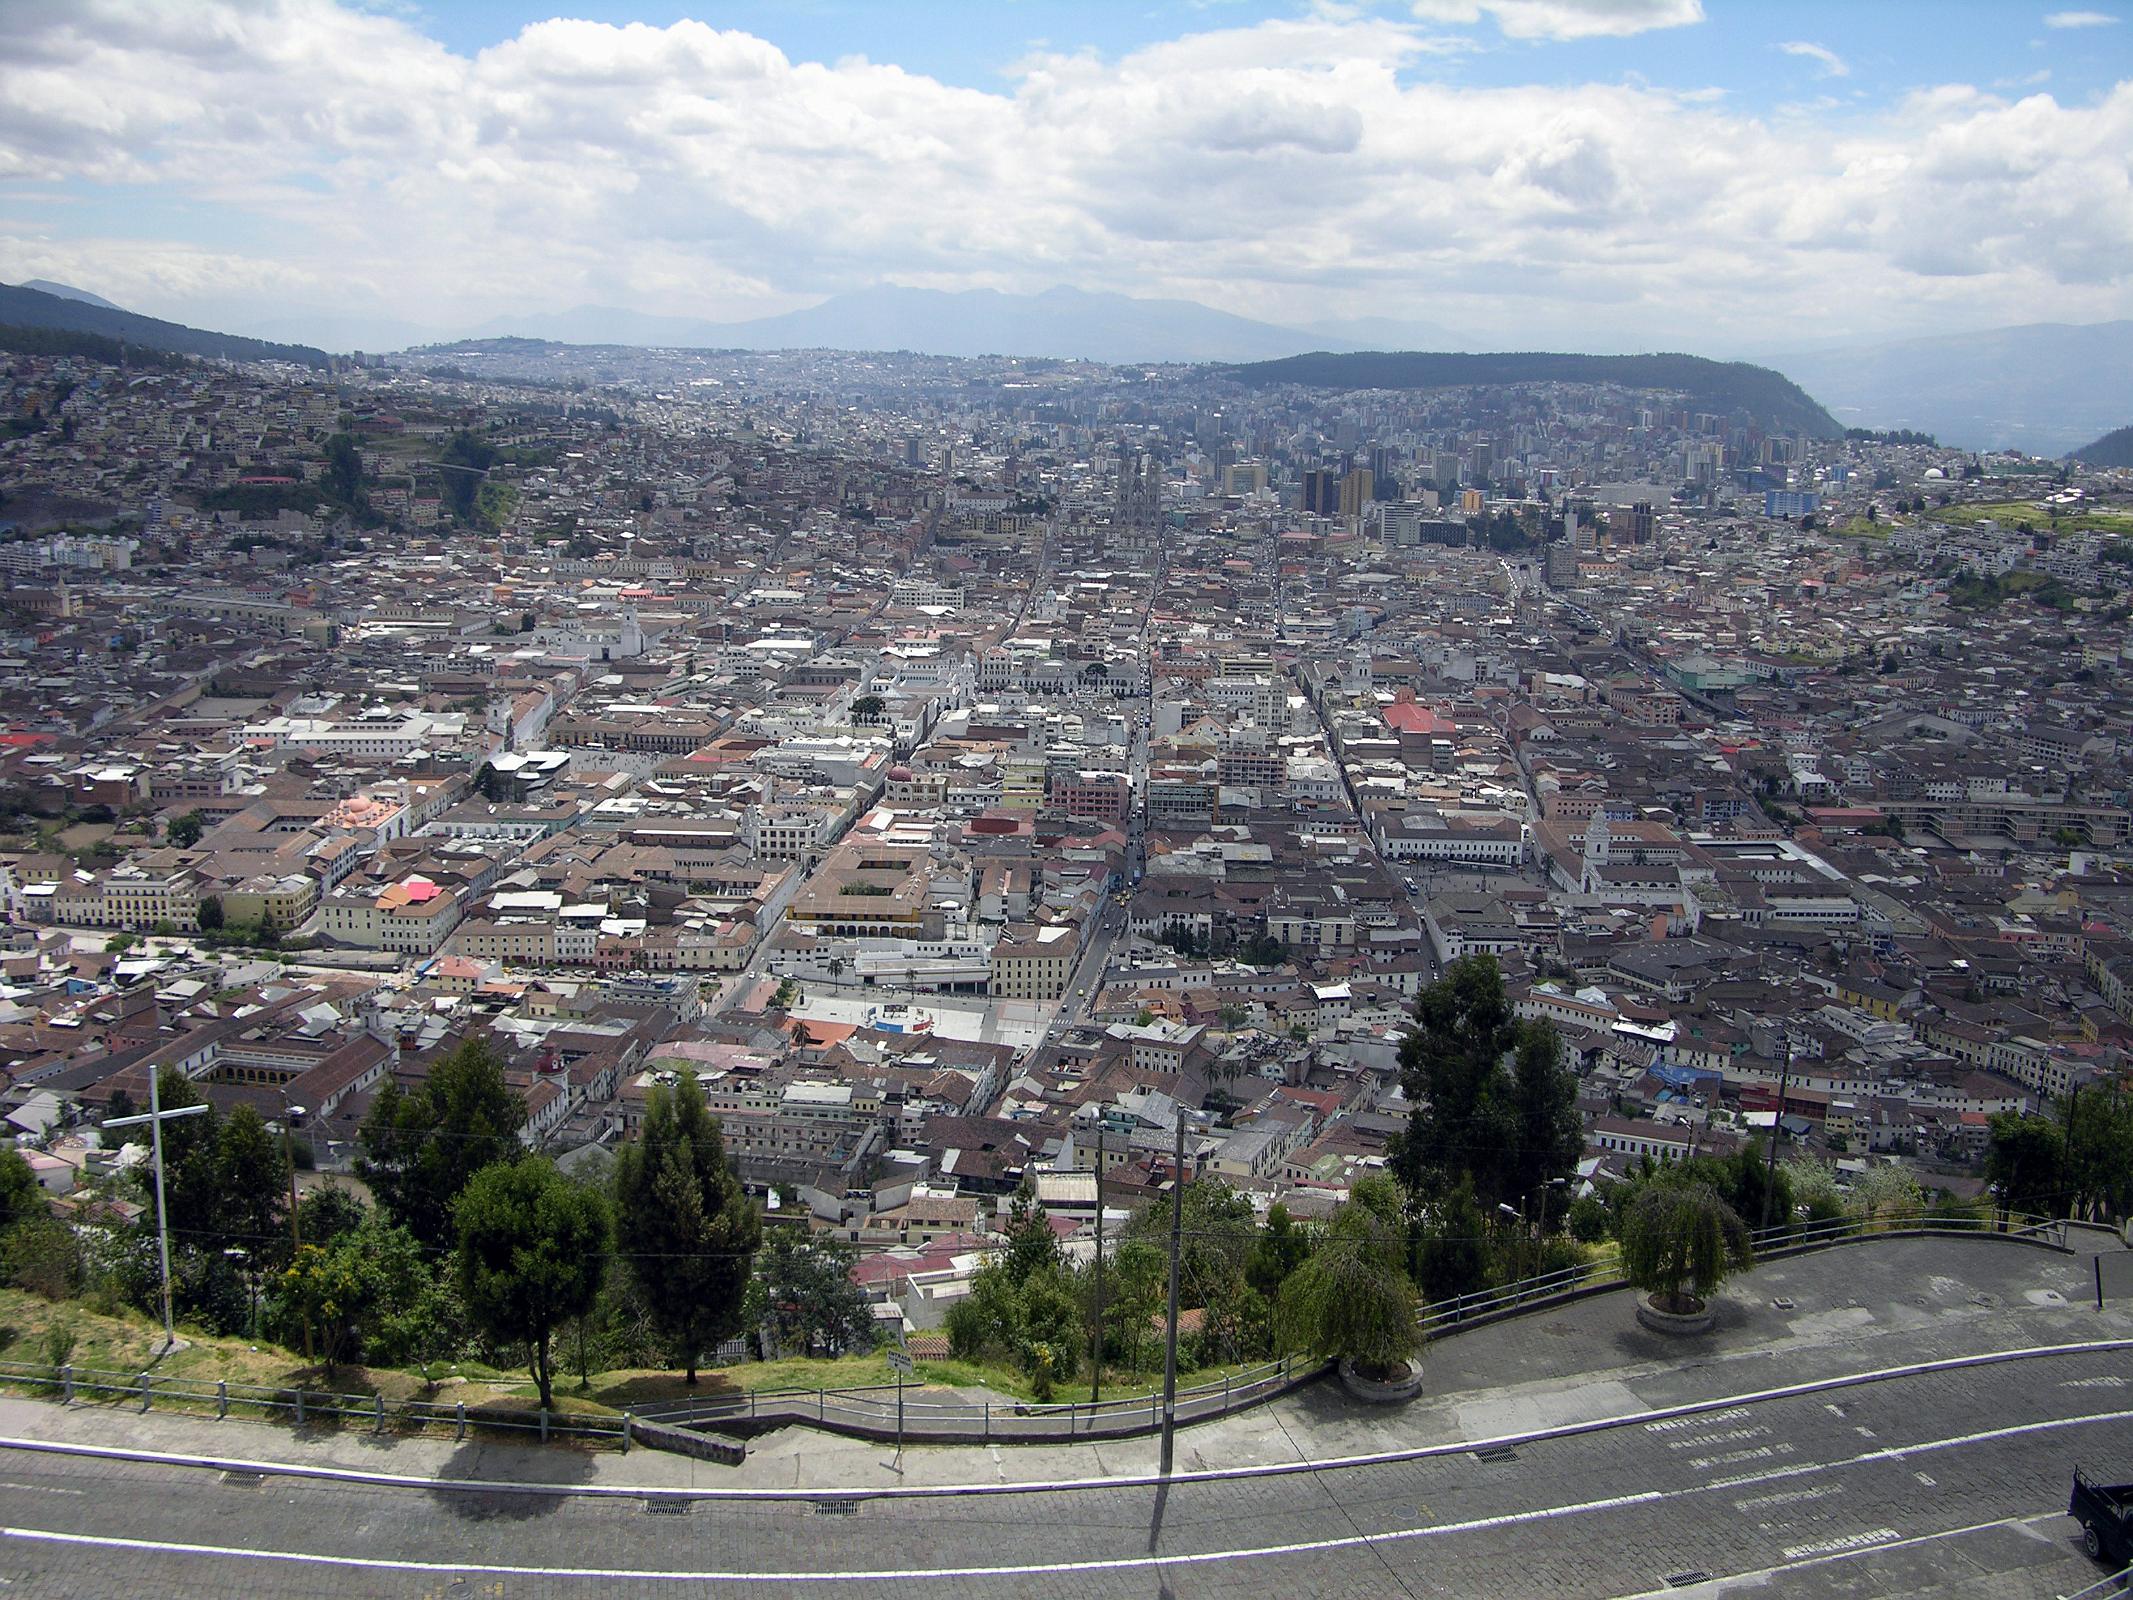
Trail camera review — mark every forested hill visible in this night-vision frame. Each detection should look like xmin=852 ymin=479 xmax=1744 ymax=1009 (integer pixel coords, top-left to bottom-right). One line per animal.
xmin=1218 ymin=350 xmax=1843 ymax=438
xmin=0 ymin=283 xmax=331 ymax=369
xmin=2073 ymin=424 xmax=2133 ymax=469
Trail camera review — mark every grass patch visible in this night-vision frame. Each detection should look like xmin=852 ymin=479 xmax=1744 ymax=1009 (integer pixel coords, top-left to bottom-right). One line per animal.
xmin=1942 ymin=500 xmax=2133 ymax=537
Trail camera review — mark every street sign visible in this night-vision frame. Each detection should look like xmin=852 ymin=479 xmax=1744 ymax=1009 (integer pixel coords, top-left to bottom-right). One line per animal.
xmin=886 ymin=1349 xmax=915 ymax=1377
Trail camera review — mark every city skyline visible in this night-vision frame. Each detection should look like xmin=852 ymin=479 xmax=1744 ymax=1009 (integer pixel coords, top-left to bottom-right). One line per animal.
xmin=2 ymin=0 xmax=2130 ymax=355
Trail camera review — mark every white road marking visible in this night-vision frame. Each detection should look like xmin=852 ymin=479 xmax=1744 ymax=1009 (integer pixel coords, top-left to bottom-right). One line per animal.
xmin=1732 ymin=1485 xmax=1843 ymax=1512
xmin=3 ymin=1406 xmax=2129 ymax=1586
xmin=1783 ymin=1527 xmax=1899 ymax=1559
xmin=1668 ymin=1426 xmax=1767 ymax=1451
xmin=0 ymin=1484 xmax=81 ymax=1497
xmin=1687 ymin=1443 xmax=1794 ymax=1470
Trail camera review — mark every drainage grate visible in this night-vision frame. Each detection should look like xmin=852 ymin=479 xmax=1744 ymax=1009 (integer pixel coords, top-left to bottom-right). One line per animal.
xmin=219 ymin=1470 xmax=264 ymax=1488
xmin=1471 ymin=1445 xmax=1519 ymax=1464
xmin=645 ymin=1499 xmax=693 ymax=1516
xmin=1664 ymin=1571 xmax=1710 ymax=1588
xmin=812 ymin=1499 xmax=859 ymax=1516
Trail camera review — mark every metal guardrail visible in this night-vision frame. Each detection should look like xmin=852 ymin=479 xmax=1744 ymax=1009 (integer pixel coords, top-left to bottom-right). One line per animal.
xmin=1416 ymin=1212 xmax=2076 ymax=1338
xmin=636 ymin=1353 xmax=1321 ymax=1442
xmin=0 ymin=1361 xmax=630 ymax=1448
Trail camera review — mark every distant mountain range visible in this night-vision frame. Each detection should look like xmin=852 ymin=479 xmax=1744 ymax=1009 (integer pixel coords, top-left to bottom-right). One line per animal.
xmin=1222 ymin=350 xmax=1843 ymax=439
xmin=20 ymin=279 xmax=126 ymax=312
xmin=468 ymin=285 xmax=1408 ymax=365
xmin=9 ymin=273 xmax=2129 ymax=458
xmin=1771 ymin=321 xmax=2133 ymax=456
xmin=0 ymin=281 xmax=330 ymax=369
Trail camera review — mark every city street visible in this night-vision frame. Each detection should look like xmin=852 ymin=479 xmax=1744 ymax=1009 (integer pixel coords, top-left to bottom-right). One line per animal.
xmin=0 ymin=1237 xmax=2126 ymax=1598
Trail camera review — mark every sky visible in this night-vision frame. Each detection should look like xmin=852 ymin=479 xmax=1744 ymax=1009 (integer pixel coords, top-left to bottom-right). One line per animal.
xmin=2 ymin=0 xmax=2131 ymax=354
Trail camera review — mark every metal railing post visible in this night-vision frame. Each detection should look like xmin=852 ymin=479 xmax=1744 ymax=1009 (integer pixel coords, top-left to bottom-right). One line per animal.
xmin=621 ymin=1412 xmax=631 ymax=1453
xmin=138 ymin=1372 xmax=151 ymax=1413
xmin=59 ymin=1364 xmax=72 ymax=1405
xmin=295 ymin=1388 xmax=305 ymax=1426
xmin=983 ymin=1400 xmax=989 ymax=1443
xmin=455 ymin=1401 xmax=466 ymax=1441
xmin=217 ymin=1380 xmax=228 ymax=1419
xmin=374 ymin=1392 xmax=386 ymax=1434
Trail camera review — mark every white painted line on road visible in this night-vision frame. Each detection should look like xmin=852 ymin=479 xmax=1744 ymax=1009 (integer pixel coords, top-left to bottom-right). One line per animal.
xmin=3 ymin=1408 xmax=2126 ymax=1587
xmin=1 ymin=1488 xmax=1675 ymax=1584
xmin=1609 ymin=1514 xmax=2067 ymax=1599
xmin=1 ymin=1337 xmax=2128 ymax=1505
xmin=1782 ymin=1527 xmax=1899 ymax=1559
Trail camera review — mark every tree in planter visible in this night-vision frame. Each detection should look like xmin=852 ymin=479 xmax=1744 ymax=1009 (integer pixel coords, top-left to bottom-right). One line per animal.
xmin=1286 ymin=1178 xmax=1421 ymax=1382
xmin=1617 ymin=1179 xmax=1752 ymax=1317
xmin=454 ymin=1158 xmax=611 ymax=1411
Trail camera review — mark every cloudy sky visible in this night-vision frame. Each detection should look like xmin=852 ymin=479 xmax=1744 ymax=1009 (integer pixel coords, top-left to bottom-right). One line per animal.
xmin=2 ymin=0 xmax=2130 ymax=354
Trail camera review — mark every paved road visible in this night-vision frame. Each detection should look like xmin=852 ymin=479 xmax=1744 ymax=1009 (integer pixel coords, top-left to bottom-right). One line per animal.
xmin=2 ymin=1237 xmax=2128 ymax=1598
xmin=0 ymin=1347 xmax=2123 ymax=1597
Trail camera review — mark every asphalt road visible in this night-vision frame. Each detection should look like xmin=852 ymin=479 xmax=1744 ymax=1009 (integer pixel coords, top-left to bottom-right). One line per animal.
xmin=1 ymin=1344 xmax=2125 ymax=1599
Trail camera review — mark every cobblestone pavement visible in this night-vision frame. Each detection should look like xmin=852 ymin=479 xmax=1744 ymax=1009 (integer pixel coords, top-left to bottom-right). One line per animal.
xmin=1 ymin=1235 xmax=2129 ymax=1598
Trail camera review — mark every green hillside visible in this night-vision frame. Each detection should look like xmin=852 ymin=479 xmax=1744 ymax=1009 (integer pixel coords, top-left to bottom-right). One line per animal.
xmin=2072 ymin=424 xmax=2133 ymax=469
xmin=1218 ymin=350 xmax=1843 ymax=437
xmin=0 ymin=282 xmax=330 ymax=369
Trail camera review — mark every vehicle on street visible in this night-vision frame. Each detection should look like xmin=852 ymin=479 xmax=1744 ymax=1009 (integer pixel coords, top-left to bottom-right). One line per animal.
xmin=2070 ymin=1467 xmax=2133 ymax=1567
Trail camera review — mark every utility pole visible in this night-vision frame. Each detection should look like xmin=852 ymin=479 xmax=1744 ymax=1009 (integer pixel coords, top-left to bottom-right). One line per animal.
xmin=105 ymin=1069 xmax=210 ymax=1356
xmin=1760 ymin=1044 xmax=1792 ymax=1234
xmin=283 ymin=1102 xmax=313 ymax=1364
xmin=1090 ymin=1125 xmax=1105 ymax=1405
xmin=1160 ymin=1109 xmax=1184 ymax=1476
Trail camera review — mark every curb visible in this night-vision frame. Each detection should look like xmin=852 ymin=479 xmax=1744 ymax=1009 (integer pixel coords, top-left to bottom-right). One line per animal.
xmin=1 ymin=1336 xmax=2127 ymax=1504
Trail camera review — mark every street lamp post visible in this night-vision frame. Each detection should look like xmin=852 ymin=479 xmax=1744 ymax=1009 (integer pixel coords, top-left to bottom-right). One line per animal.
xmin=280 ymin=1100 xmax=314 ymax=1365
xmin=104 ymin=1071 xmax=211 ymax=1356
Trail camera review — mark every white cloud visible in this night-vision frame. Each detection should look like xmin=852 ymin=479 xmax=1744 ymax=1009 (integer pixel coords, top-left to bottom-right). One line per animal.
xmin=0 ymin=1 xmax=2128 ymax=350
xmin=2044 ymin=10 xmax=2119 ymax=26
xmin=1779 ymin=41 xmax=1850 ymax=79
xmin=1411 ymin=0 xmax=1704 ymax=40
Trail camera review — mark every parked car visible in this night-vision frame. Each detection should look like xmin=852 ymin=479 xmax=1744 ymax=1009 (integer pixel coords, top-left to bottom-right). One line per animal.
xmin=2070 ymin=1467 xmax=2133 ymax=1567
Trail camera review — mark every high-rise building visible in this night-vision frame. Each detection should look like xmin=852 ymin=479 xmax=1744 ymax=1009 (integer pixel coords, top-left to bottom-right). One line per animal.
xmin=1338 ymin=468 xmax=1375 ymax=518
xmin=1301 ymin=468 xmax=1341 ymax=517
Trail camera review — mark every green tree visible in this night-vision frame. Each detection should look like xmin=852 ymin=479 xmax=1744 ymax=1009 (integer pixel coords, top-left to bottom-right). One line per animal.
xmin=0 ymin=1149 xmax=40 ymax=1230
xmin=1412 ymin=1176 xmax=1493 ymax=1304
xmin=1618 ymin=1179 xmax=1751 ymax=1314
xmin=2065 ymin=1090 xmax=2133 ymax=1223
xmin=999 ymin=1185 xmax=1061 ymax=1285
xmin=1287 ymin=1178 xmax=1420 ymax=1380
xmin=439 ymin=430 xmax=497 ymax=522
xmin=358 ymin=1037 xmax=526 ymax=1249
xmin=1983 ymin=1112 xmax=2068 ymax=1219
xmin=210 ymin=1104 xmax=288 ymax=1258
xmin=322 ymin=432 xmax=364 ymax=505
xmin=1393 ymin=956 xmax=1578 ymax=1213
xmin=196 ymin=895 xmax=224 ymax=932
xmin=754 ymin=1230 xmax=875 ymax=1358
xmin=276 ymin=1220 xmax=442 ymax=1378
xmin=850 ymin=694 xmax=886 ymax=720
xmin=1246 ymin=1202 xmax=1314 ymax=1350
xmin=1124 ymin=1176 xmax=1255 ymax=1312
xmin=167 ymin=809 xmax=206 ymax=848
xmin=610 ymin=1073 xmax=759 ymax=1384
xmin=454 ymin=1157 xmax=611 ymax=1411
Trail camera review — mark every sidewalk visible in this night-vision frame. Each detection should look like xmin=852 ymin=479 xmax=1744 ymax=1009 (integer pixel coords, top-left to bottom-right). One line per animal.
xmin=3 ymin=1233 xmax=2124 ymax=1497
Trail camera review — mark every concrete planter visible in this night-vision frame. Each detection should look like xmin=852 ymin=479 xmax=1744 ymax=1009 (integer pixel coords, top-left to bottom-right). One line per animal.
xmin=1635 ymin=1293 xmax=1715 ymax=1336
xmin=1338 ymin=1357 xmax=1423 ymax=1404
